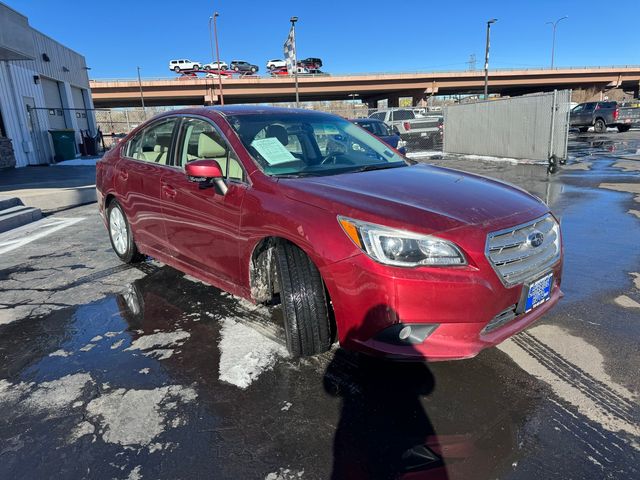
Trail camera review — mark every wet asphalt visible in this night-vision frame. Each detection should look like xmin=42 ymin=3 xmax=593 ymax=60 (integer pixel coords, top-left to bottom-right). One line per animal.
xmin=0 ymin=131 xmax=639 ymax=480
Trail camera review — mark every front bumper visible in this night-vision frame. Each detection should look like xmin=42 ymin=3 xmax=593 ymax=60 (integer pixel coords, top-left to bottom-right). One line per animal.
xmin=321 ymin=251 xmax=563 ymax=361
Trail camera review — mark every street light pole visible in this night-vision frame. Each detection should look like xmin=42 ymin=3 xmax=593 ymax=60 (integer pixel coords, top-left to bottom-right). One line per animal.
xmin=210 ymin=12 xmax=224 ymax=105
xmin=483 ymin=18 xmax=497 ymax=100
xmin=546 ymin=16 xmax=568 ymax=69
xmin=136 ymin=66 xmax=146 ymax=119
xmin=290 ymin=16 xmax=299 ymax=107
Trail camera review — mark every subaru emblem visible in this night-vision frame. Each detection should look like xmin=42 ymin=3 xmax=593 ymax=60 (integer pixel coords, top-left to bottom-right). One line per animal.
xmin=528 ymin=231 xmax=544 ymax=248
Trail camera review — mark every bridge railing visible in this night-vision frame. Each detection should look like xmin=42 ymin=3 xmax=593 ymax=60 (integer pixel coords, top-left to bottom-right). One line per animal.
xmin=89 ymin=64 xmax=640 ymax=83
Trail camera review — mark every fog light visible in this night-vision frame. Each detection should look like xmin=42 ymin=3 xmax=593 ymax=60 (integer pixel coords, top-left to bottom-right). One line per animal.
xmin=399 ymin=326 xmax=412 ymax=340
xmin=374 ymin=323 xmax=439 ymax=346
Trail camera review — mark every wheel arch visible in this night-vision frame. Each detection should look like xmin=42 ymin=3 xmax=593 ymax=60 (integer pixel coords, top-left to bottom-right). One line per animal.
xmin=248 ymin=235 xmax=334 ymax=305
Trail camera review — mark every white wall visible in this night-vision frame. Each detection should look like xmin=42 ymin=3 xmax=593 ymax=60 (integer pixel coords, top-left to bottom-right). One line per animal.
xmin=0 ymin=28 xmax=95 ymax=166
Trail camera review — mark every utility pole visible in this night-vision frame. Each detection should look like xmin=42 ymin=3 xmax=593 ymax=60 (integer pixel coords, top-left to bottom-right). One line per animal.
xmin=483 ymin=19 xmax=497 ymax=100
xmin=290 ymin=16 xmax=299 ymax=107
xmin=136 ymin=66 xmax=146 ymax=119
xmin=546 ymin=16 xmax=568 ymax=69
xmin=211 ymin=12 xmax=224 ymax=105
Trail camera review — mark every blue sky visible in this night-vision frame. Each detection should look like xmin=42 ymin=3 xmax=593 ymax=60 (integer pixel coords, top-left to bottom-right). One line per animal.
xmin=7 ymin=0 xmax=639 ymax=79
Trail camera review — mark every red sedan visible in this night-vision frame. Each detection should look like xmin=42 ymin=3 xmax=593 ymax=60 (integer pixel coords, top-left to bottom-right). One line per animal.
xmin=96 ymin=106 xmax=563 ymax=360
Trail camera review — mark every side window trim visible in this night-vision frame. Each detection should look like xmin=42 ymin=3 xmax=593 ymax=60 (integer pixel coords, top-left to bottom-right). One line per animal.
xmin=173 ymin=114 xmax=248 ymax=184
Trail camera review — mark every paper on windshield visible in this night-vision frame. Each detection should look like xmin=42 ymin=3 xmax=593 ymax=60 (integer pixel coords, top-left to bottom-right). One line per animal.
xmin=251 ymin=137 xmax=296 ymax=165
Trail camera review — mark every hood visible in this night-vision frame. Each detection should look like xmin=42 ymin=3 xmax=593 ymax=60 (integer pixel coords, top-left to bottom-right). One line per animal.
xmin=280 ymin=164 xmax=547 ymax=234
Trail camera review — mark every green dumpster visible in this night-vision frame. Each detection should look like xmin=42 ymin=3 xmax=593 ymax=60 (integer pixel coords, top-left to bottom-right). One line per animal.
xmin=49 ymin=129 xmax=77 ymax=161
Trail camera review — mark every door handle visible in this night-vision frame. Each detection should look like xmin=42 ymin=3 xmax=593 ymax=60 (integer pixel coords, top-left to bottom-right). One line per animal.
xmin=162 ymin=184 xmax=177 ymax=199
xmin=119 ymin=170 xmax=129 ymax=181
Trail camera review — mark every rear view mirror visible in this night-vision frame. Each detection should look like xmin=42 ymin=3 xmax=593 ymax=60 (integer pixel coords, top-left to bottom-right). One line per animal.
xmin=185 ymin=159 xmax=227 ymax=195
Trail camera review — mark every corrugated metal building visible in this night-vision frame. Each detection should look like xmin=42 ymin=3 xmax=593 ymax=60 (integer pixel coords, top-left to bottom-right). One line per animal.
xmin=0 ymin=2 xmax=96 ymax=168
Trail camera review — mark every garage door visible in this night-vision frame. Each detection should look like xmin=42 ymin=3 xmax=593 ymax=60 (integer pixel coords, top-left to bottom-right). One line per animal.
xmin=41 ymin=77 xmax=66 ymax=130
xmin=71 ymin=87 xmax=89 ymax=132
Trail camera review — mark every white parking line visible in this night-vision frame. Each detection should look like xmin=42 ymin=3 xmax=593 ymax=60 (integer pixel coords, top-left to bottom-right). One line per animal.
xmin=0 ymin=217 xmax=86 ymax=255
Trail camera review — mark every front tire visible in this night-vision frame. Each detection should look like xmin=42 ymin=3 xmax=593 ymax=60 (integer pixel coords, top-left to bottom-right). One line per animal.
xmin=107 ymin=201 xmax=144 ymax=264
xmin=593 ymin=118 xmax=607 ymax=133
xmin=275 ymin=242 xmax=332 ymax=357
xmin=173 ymin=66 xmax=180 ymax=72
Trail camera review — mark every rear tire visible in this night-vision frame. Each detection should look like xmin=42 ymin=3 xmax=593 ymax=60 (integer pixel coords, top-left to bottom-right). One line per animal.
xmin=173 ymin=66 xmax=180 ymax=72
xmin=107 ymin=200 xmax=144 ymax=264
xmin=593 ymin=118 xmax=607 ymax=133
xmin=617 ymin=125 xmax=631 ymax=133
xmin=275 ymin=242 xmax=332 ymax=357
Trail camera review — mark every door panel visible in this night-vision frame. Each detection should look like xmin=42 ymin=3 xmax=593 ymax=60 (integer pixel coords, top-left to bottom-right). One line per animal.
xmin=116 ymin=118 xmax=178 ymax=255
xmin=159 ymin=116 xmax=247 ymax=285
xmin=160 ymin=169 xmax=246 ymax=284
xmin=115 ymin=158 xmax=169 ymax=254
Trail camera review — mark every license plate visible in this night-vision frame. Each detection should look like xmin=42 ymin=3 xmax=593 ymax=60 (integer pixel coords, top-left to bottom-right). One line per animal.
xmin=524 ymin=273 xmax=553 ymax=312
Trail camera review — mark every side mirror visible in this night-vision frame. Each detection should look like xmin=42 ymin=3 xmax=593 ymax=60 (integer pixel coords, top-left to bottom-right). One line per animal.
xmin=185 ymin=159 xmax=227 ymax=195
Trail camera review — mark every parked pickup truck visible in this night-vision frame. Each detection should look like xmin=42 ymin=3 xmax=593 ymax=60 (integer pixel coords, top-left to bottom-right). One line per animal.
xmin=369 ymin=109 xmax=442 ymax=148
xmin=570 ymin=101 xmax=640 ymax=133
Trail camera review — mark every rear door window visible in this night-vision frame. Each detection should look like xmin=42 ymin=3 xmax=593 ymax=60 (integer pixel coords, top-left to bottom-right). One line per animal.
xmin=127 ymin=118 xmax=177 ymax=165
xmin=391 ymin=110 xmax=414 ymax=121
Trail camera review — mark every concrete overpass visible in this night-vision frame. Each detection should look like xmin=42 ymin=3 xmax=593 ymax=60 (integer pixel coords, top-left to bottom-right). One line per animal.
xmin=90 ymin=66 xmax=640 ymax=108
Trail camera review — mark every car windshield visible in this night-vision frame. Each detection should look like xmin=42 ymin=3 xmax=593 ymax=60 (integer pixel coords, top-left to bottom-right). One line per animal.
xmin=227 ymin=112 xmax=406 ymax=177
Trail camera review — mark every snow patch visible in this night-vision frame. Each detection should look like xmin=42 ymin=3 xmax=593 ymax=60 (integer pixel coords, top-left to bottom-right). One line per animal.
xmin=111 ymin=339 xmax=124 ymax=350
xmin=49 ymin=349 xmax=71 ymax=357
xmin=281 ymin=401 xmax=292 ymax=411
xmin=126 ymin=465 xmax=143 ymax=480
xmin=265 ymin=468 xmax=304 ymax=479
xmin=125 ymin=330 xmax=190 ymax=354
xmin=69 ymin=421 xmax=95 ymax=443
xmin=614 ymin=295 xmax=640 ymax=309
xmin=25 ymin=373 xmax=93 ymax=413
xmin=143 ymin=349 xmax=175 ymax=360
xmin=218 ymin=318 xmax=288 ymax=389
xmin=139 ymin=368 xmax=150 ymax=375
xmin=80 ymin=343 xmax=96 ymax=352
xmin=85 ymin=385 xmax=197 ymax=447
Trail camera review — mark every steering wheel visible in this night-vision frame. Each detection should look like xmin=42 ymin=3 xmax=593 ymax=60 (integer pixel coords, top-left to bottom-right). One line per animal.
xmin=321 ymin=152 xmax=352 ymax=165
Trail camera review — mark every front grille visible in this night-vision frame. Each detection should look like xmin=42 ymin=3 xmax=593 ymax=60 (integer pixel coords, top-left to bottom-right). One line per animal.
xmin=486 ymin=214 xmax=561 ymax=287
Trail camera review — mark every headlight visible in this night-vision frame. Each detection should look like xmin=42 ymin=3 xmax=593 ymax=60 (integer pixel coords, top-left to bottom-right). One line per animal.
xmin=338 ymin=216 xmax=466 ymax=267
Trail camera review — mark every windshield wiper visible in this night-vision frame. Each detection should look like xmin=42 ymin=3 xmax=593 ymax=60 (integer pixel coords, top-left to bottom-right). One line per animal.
xmin=272 ymin=171 xmax=324 ymax=178
xmin=346 ymin=162 xmax=406 ymax=174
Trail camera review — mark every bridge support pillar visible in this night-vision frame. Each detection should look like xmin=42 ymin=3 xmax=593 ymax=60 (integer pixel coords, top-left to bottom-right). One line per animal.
xmin=204 ymin=86 xmax=218 ymax=105
xmin=365 ymin=99 xmax=378 ymax=110
xmin=387 ymin=95 xmax=400 ymax=108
